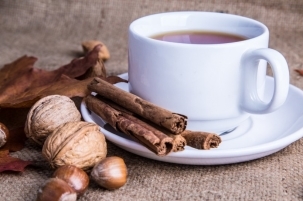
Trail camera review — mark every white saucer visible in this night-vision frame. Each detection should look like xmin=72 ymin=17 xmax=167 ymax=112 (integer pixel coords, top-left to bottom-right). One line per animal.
xmin=81 ymin=73 xmax=303 ymax=165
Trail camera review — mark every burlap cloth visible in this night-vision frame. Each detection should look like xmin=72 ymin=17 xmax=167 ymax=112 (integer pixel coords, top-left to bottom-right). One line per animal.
xmin=1 ymin=0 xmax=303 ymax=200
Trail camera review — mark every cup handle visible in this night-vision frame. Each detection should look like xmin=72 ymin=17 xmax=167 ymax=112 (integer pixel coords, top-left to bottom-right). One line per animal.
xmin=241 ymin=48 xmax=289 ymax=114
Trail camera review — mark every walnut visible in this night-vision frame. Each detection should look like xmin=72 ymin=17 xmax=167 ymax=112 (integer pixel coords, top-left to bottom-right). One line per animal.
xmin=0 ymin=122 xmax=9 ymax=148
xmin=82 ymin=40 xmax=110 ymax=60
xmin=42 ymin=121 xmax=107 ymax=170
xmin=24 ymin=95 xmax=81 ymax=146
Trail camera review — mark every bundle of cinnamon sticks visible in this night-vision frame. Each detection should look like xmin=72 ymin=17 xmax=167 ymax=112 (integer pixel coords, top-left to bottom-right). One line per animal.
xmin=84 ymin=77 xmax=221 ymax=156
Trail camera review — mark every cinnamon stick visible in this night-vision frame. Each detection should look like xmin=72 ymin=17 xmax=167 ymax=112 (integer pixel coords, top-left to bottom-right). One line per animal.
xmin=121 ymin=112 xmax=186 ymax=152
xmin=181 ymin=130 xmax=221 ymax=150
xmin=96 ymin=95 xmax=186 ymax=152
xmin=87 ymin=77 xmax=187 ymax=134
xmin=167 ymin=134 xmax=186 ymax=152
xmin=84 ymin=95 xmax=174 ymax=156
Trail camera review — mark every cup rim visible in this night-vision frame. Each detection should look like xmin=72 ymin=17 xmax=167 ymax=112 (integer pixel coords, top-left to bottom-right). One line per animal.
xmin=129 ymin=11 xmax=269 ymax=46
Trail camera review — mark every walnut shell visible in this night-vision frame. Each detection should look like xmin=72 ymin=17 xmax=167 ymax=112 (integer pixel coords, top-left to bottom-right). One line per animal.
xmin=25 ymin=95 xmax=81 ymax=146
xmin=42 ymin=121 xmax=107 ymax=170
xmin=0 ymin=122 xmax=9 ymax=148
xmin=82 ymin=40 xmax=110 ymax=60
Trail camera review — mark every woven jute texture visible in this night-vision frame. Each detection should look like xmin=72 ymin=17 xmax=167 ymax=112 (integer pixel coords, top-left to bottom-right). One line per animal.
xmin=1 ymin=0 xmax=303 ymax=200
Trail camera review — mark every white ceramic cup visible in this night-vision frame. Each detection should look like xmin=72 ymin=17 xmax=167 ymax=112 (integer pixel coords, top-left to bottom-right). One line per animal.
xmin=128 ymin=12 xmax=289 ymax=133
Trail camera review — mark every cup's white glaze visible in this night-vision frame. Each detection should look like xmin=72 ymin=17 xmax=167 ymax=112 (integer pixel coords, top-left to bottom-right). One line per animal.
xmin=128 ymin=12 xmax=289 ymax=133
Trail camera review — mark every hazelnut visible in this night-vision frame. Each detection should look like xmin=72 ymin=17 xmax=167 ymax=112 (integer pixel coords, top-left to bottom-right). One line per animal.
xmin=53 ymin=165 xmax=89 ymax=195
xmin=25 ymin=95 xmax=81 ymax=146
xmin=82 ymin=40 xmax=110 ymax=60
xmin=36 ymin=178 xmax=77 ymax=201
xmin=0 ymin=122 xmax=9 ymax=148
xmin=91 ymin=156 xmax=128 ymax=190
xmin=42 ymin=121 xmax=107 ymax=170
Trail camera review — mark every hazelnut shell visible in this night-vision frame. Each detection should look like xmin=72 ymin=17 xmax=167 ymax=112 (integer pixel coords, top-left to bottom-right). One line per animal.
xmin=82 ymin=40 xmax=110 ymax=60
xmin=36 ymin=178 xmax=77 ymax=201
xmin=53 ymin=165 xmax=89 ymax=195
xmin=91 ymin=156 xmax=128 ymax=190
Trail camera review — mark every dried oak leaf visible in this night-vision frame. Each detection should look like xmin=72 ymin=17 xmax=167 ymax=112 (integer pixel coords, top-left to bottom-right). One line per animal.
xmin=1 ymin=75 xmax=94 ymax=108
xmin=0 ymin=127 xmax=27 ymax=152
xmin=4 ymin=75 xmax=128 ymax=108
xmin=0 ymin=150 xmax=32 ymax=172
xmin=77 ymin=57 xmax=106 ymax=80
xmin=105 ymin=75 xmax=128 ymax=84
xmin=0 ymin=45 xmax=103 ymax=108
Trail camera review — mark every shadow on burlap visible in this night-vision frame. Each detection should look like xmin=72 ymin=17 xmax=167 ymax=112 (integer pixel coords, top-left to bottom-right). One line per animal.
xmin=1 ymin=0 xmax=303 ymax=200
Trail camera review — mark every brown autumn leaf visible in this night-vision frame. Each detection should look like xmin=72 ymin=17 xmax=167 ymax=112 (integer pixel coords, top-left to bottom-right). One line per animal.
xmin=0 ymin=75 xmax=127 ymax=108
xmin=105 ymin=75 xmax=128 ymax=84
xmin=77 ymin=57 xmax=107 ymax=80
xmin=0 ymin=75 xmax=94 ymax=108
xmin=0 ymin=45 xmax=104 ymax=108
xmin=0 ymin=56 xmax=37 ymax=88
xmin=0 ymin=150 xmax=32 ymax=172
xmin=0 ymin=127 xmax=27 ymax=152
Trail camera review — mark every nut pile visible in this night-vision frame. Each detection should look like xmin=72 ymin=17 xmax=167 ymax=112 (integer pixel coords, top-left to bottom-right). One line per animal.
xmin=21 ymin=94 xmax=128 ymax=200
xmin=0 ymin=41 xmax=127 ymax=200
xmin=37 ymin=159 xmax=128 ymax=200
